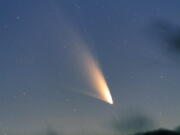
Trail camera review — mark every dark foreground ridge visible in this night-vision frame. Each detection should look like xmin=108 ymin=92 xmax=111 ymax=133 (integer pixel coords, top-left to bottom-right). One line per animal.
xmin=135 ymin=129 xmax=180 ymax=135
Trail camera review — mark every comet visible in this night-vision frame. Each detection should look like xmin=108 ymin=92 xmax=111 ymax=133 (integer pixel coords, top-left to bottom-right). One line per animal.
xmin=75 ymin=44 xmax=113 ymax=105
xmin=51 ymin=3 xmax=113 ymax=104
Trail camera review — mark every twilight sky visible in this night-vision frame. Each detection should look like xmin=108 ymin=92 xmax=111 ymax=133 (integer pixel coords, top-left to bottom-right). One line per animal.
xmin=1 ymin=0 xmax=180 ymax=134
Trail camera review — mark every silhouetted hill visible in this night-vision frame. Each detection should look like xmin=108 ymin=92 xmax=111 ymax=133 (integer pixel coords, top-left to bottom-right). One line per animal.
xmin=135 ymin=129 xmax=180 ymax=135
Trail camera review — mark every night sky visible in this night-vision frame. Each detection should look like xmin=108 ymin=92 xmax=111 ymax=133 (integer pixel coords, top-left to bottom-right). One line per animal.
xmin=1 ymin=0 xmax=180 ymax=135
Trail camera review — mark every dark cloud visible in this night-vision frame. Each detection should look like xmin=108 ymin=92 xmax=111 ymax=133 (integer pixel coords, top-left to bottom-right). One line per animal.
xmin=174 ymin=125 xmax=180 ymax=133
xmin=111 ymin=110 xmax=156 ymax=135
xmin=135 ymin=129 xmax=180 ymax=135
xmin=46 ymin=129 xmax=59 ymax=135
xmin=147 ymin=19 xmax=180 ymax=60
xmin=44 ymin=126 xmax=61 ymax=135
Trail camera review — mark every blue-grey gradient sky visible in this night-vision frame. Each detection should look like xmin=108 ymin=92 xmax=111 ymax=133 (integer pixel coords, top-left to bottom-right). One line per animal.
xmin=1 ymin=0 xmax=180 ymax=134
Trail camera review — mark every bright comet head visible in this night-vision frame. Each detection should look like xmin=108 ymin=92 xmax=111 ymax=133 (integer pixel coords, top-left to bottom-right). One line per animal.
xmin=104 ymin=87 xmax=113 ymax=104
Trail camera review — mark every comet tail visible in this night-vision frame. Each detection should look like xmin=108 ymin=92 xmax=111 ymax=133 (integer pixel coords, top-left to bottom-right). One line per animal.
xmin=79 ymin=45 xmax=113 ymax=104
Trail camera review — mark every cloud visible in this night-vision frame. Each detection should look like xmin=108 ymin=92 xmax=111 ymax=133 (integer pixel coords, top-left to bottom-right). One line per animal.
xmin=135 ymin=129 xmax=180 ymax=135
xmin=147 ymin=18 xmax=180 ymax=61
xmin=111 ymin=109 xmax=156 ymax=134
xmin=174 ymin=125 xmax=180 ymax=133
